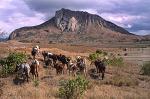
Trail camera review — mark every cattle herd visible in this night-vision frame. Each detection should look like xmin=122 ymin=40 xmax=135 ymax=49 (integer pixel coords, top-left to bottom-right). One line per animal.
xmin=15 ymin=45 xmax=107 ymax=83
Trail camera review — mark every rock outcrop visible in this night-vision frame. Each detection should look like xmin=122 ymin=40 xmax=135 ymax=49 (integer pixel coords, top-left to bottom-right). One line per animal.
xmin=55 ymin=8 xmax=130 ymax=34
xmin=9 ymin=8 xmax=141 ymax=43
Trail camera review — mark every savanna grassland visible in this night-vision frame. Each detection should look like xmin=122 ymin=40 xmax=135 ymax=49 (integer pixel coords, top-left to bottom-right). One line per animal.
xmin=0 ymin=40 xmax=150 ymax=99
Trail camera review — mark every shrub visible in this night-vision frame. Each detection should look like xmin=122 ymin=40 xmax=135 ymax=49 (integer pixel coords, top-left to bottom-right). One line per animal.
xmin=89 ymin=50 xmax=108 ymax=61
xmin=0 ymin=52 xmax=27 ymax=77
xmin=89 ymin=50 xmax=124 ymax=67
xmin=89 ymin=53 xmax=98 ymax=61
xmin=141 ymin=61 xmax=150 ymax=76
xmin=96 ymin=50 xmax=102 ymax=54
xmin=106 ymin=57 xmax=124 ymax=67
xmin=59 ymin=76 xmax=89 ymax=99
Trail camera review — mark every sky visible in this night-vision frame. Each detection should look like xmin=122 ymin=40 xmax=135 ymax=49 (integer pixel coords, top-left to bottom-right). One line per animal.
xmin=0 ymin=0 xmax=150 ymax=37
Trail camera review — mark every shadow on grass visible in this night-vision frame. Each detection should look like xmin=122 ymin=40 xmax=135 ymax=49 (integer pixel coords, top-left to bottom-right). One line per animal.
xmin=13 ymin=76 xmax=26 ymax=85
xmin=88 ymin=69 xmax=100 ymax=80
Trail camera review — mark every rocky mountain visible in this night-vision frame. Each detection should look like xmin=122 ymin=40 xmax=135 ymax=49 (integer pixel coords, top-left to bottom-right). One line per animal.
xmin=9 ymin=8 xmax=141 ymax=44
xmin=0 ymin=30 xmax=8 ymax=42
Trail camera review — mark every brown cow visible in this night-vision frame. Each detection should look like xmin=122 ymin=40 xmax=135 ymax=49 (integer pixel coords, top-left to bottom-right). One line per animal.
xmin=68 ymin=61 xmax=78 ymax=76
xmin=53 ymin=60 xmax=67 ymax=75
xmin=76 ymin=57 xmax=87 ymax=77
xmin=30 ymin=59 xmax=39 ymax=80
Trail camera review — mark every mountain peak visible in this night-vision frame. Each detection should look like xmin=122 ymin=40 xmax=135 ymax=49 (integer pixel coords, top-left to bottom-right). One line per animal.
xmin=9 ymin=8 xmax=140 ymax=43
xmin=54 ymin=8 xmax=130 ymax=34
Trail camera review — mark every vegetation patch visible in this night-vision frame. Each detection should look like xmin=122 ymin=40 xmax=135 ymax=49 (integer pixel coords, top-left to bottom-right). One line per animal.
xmin=89 ymin=50 xmax=108 ymax=61
xmin=141 ymin=61 xmax=150 ymax=76
xmin=58 ymin=76 xmax=89 ymax=99
xmin=104 ymin=75 xmax=139 ymax=87
xmin=0 ymin=52 xmax=27 ymax=77
xmin=106 ymin=57 xmax=124 ymax=67
xmin=33 ymin=79 xmax=40 ymax=87
xmin=89 ymin=50 xmax=124 ymax=67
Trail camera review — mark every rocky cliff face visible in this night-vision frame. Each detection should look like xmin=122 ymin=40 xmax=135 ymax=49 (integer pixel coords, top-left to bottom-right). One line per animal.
xmin=9 ymin=8 xmax=141 ymax=43
xmin=55 ymin=8 xmax=130 ymax=34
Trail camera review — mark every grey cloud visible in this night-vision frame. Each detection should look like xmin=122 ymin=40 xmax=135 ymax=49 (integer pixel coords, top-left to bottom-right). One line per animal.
xmin=22 ymin=0 xmax=150 ymax=35
xmin=1 ymin=0 xmax=150 ymax=35
xmin=22 ymin=0 xmax=103 ymax=20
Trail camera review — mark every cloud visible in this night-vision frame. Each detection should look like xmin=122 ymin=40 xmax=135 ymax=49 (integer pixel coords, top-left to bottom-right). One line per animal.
xmin=0 ymin=0 xmax=45 ymax=37
xmin=22 ymin=0 xmax=150 ymax=35
xmin=0 ymin=0 xmax=150 ymax=36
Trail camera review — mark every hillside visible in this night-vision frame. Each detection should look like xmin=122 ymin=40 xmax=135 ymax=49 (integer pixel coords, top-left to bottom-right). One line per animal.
xmin=8 ymin=8 xmax=141 ymax=44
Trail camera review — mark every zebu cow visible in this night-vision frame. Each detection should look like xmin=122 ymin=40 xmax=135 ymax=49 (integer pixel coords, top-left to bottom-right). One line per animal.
xmin=57 ymin=54 xmax=70 ymax=66
xmin=42 ymin=51 xmax=58 ymax=68
xmin=30 ymin=59 xmax=39 ymax=80
xmin=31 ymin=45 xmax=40 ymax=59
xmin=93 ymin=59 xmax=106 ymax=80
xmin=42 ymin=51 xmax=52 ymax=61
xmin=44 ymin=58 xmax=54 ymax=68
xmin=57 ymin=54 xmax=71 ymax=74
xmin=68 ymin=60 xmax=78 ymax=76
xmin=76 ymin=57 xmax=87 ymax=76
xmin=53 ymin=61 xmax=64 ymax=75
xmin=42 ymin=51 xmax=58 ymax=64
xmin=15 ymin=62 xmax=30 ymax=82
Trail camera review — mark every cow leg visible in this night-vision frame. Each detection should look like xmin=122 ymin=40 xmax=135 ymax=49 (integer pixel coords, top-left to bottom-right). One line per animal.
xmin=63 ymin=64 xmax=67 ymax=75
xmin=102 ymin=71 xmax=105 ymax=80
xmin=56 ymin=69 xmax=59 ymax=75
xmin=26 ymin=73 xmax=29 ymax=82
xmin=33 ymin=74 xmax=35 ymax=80
xmin=65 ymin=67 xmax=67 ymax=75
xmin=69 ymin=68 xmax=71 ymax=76
xmin=35 ymin=72 xmax=39 ymax=80
xmin=26 ymin=75 xmax=29 ymax=82
xmin=96 ymin=67 xmax=99 ymax=74
xmin=98 ymin=69 xmax=101 ymax=79
xmin=84 ymin=66 xmax=87 ymax=77
xmin=51 ymin=60 xmax=54 ymax=69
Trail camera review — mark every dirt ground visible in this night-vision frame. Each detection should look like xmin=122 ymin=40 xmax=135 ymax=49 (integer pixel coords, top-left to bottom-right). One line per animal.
xmin=0 ymin=40 xmax=150 ymax=99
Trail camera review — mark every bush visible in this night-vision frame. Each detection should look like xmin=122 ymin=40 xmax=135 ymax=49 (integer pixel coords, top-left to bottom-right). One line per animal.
xmin=89 ymin=50 xmax=108 ymax=61
xmin=59 ymin=76 xmax=89 ymax=99
xmin=89 ymin=50 xmax=124 ymax=67
xmin=89 ymin=53 xmax=98 ymax=61
xmin=106 ymin=57 xmax=124 ymax=67
xmin=96 ymin=50 xmax=103 ymax=54
xmin=141 ymin=62 xmax=150 ymax=76
xmin=0 ymin=52 xmax=27 ymax=77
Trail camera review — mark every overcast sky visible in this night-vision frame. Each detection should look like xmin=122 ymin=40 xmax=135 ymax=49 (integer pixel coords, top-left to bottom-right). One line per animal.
xmin=0 ymin=0 xmax=150 ymax=36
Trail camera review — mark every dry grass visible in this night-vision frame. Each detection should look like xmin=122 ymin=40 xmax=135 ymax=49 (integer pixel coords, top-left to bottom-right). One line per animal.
xmin=0 ymin=40 xmax=150 ymax=99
